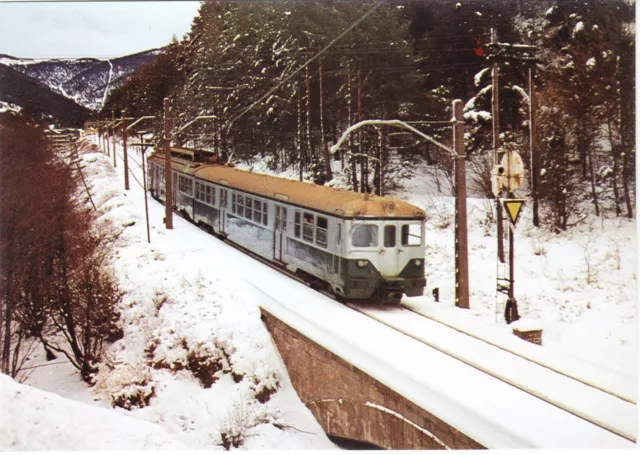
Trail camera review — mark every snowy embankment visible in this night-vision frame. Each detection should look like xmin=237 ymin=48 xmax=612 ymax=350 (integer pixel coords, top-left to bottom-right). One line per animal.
xmin=2 ymin=134 xmax=635 ymax=449
xmin=0 ymin=374 xmax=187 ymax=450
xmin=0 ymin=137 xmax=334 ymax=450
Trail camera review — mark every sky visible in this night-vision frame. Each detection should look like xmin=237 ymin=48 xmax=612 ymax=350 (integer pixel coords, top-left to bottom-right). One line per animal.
xmin=0 ymin=1 xmax=203 ymax=59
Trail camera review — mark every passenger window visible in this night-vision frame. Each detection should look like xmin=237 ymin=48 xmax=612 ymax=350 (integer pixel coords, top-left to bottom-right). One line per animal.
xmin=245 ymin=197 xmax=253 ymax=219
xmin=237 ymin=195 xmax=244 ymax=215
xmin=303 ymin=212 xmax=314 ymax=242
xmin=316 ymin=216 xmax=328 ymax=248
xmin=294 ymin=212 xmax=301 ymax=238
xmin=352 ymin=224 xmax=378 ymax=248
xmin=384 ymin=225 xmax=396 ymax=248
xmin=401 ymin=224 xmax=422 ymax=246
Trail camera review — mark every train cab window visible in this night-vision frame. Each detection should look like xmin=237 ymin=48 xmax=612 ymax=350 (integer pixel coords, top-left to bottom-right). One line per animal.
xmin=294 ymin=212 xmax=301 ymax=238
xmin=316 ymin=216 xmax=328 ymax=248
xmin=352 ymin=224 xmax=378 ymax=248
xmin=401 ymin=224 xmax=422 ymax=246
xmin=384 ymin=225 xmax=396 ymax=248
xmin=303 ymin=212 xmax=314 ymax=242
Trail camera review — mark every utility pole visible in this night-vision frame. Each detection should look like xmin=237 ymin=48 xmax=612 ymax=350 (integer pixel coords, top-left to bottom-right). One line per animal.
xmin=122 ymin=111 xmax=129 ymax=190
xmin=163 ymin=98 xmax=173 ymax=230
xmin=491 ymin=28 xmax=505 ymax=264
xmin=106 ymin=122 xmax=110 ymax=158
xmin=453 ymin=100 xmax=469 ymax=309
xmin=111 ymin=111 xmax=117 ymax=168
xmin=529 ymin=66 xmax=539 ymax=227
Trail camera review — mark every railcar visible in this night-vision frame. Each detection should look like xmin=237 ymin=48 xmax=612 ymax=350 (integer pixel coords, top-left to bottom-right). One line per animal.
xmin=147 ymin=148 xmax=426 ymax=304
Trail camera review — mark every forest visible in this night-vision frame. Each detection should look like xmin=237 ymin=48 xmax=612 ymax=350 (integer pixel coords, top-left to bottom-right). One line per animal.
xmin=100 ymin=0 xmax=635 ymax=231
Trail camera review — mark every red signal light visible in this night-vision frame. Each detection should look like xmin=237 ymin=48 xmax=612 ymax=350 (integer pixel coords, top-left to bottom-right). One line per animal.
xmin=474 ymin=36 xmax=485 ymax=56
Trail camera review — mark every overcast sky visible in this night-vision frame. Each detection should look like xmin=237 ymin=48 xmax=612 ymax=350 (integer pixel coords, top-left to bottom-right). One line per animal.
xmin=0 ymin=1 xmax=202 ymax=59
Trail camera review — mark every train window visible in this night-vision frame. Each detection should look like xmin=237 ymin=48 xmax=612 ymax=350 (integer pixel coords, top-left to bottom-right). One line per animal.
xmin=245 ymin=197 xmax=253 ymax=219
xmin=401 ymin=224 xmax=422 ymax=246
xmin=253 ymin=199 xmax=267 ymax=225
xmin=178 ymin=175 xmax=192 ymax=196
xmin=316 ymin=216 xmax=328 ymax=248
xmin=352 ymin=224 xmax=378 ymax=248
xmin=303 ymin=212 xmax=314 ymax=242
xmin=232 ymin=193 xmax=237 ymax=213
xmin=206 ymin=184 xmax=215 ymax=205
xmin=237 ymin=195 xmax=244 ymax=215
xmin=220 ymin=189 xmax=228 ymax=208
xmin=294 ymin=212 xmax=301 ymax=238
xmin=337 ymin=224 xmax=342 ymax=245
xmin=384 ymin=225 xmax=396 ymax=248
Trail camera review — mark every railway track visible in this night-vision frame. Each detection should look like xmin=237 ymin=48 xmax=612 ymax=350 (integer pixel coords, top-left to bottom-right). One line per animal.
xmin=399 ymin=302 xmax=636 ymax=403
xmin=346 ymin=302 xmax=636 ymax=443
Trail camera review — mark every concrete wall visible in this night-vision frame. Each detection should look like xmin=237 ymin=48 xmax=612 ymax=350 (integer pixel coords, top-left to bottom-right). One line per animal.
xmin=261 ymin=309 xmax=484 ymax=450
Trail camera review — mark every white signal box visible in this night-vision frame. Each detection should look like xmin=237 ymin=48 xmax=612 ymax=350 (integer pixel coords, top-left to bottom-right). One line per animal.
xmin=491 ymin=165 xmax=505 ymax=197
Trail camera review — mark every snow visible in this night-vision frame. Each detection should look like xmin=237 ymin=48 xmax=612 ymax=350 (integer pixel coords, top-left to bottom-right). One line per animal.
xmin=474 ymin=67 xmax=490 ymax=87
xmin=574 ymin=21 xmax=586 ymax=36
xmin=0 ymin=101 xmax=22 ymax=113
xmin=586 ymin=57 xmax=597 ymax=68
xmin=0 ymin=374 xmax=188 ymax=450
xmin=5 ymin=132 xmax=637 ymax=450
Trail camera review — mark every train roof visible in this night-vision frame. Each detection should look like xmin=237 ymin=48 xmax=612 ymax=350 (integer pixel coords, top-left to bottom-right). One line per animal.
xmin=149 ymin=153 xmax=425 ymax=219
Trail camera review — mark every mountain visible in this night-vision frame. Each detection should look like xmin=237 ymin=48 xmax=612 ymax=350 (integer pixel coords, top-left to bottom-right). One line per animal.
xmin=1 ymin=48 xmax=165 ymax=110
xmin=0 ymin=63 xmax=91 ymax=127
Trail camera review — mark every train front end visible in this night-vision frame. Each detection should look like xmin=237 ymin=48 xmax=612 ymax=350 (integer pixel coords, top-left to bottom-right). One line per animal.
xmin=341 ymin=202 xmax=426 ymax=304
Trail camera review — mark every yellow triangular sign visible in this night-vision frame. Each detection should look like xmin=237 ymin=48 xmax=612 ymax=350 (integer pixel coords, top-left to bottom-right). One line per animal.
xmin=503 ymin=199 xmax=525 ymax=225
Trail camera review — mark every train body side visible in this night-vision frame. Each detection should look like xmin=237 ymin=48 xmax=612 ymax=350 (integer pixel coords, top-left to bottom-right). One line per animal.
xmin=147 ymin=157 xmax=426 ymax=302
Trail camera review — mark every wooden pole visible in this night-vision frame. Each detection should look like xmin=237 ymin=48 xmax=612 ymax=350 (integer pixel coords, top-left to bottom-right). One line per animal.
xmin=164 ymin=98 xmax=173 ymax=230
xmin=453 ymin=100 xmax=469 ymax=309
xmin=529 ymin=66 xmax=539 ymax=227
xmin=111 ymin=111 xmax=116 ymax=168
xmin=319 ymin=57 xmax=332 ymax=180
xmin=122 ymin=110 xmax=129 ymax=191
xmin=492 ymin=28 xmax=505 ymax=263
xmin=141 ymin=147 xmax=151 ymax=243
xmin=357 ymin=66 xmax=364 ymax=193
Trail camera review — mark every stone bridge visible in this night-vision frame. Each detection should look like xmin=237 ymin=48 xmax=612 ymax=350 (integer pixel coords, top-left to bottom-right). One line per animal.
xmin=261 ymin=309 xmax=484 ymax=450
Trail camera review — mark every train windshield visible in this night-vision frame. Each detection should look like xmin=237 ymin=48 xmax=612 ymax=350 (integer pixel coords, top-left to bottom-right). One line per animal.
xmin=352 ymin=224 xmax=378 ymax=247
xmin=401 ymin=223 xmax=422 ymax=246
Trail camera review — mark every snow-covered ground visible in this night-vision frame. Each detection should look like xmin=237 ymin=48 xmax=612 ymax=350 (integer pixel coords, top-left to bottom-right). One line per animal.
xmin=0 ymin=135 xmax=636 ymax=449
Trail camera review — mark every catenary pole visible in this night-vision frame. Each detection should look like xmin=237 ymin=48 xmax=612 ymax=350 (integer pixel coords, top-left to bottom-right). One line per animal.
xmin=491 ymin=28 xmax=505 ymax=263
xmin=453 ymin=100 xmax=469 ymax=309
xmin=122 ymin=110 xmax=129 ymax=190
xmin=164 ymin=98 xmax=174 ymax=230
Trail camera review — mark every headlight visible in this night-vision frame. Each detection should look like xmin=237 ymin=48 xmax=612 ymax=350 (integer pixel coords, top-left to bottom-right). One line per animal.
xmin=414 ymin=259 xmax=422 ymax=266
xmin=357 ymin=260 xmax=368 ymax=268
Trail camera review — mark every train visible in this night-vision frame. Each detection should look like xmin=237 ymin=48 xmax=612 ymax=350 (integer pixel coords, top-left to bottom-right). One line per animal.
xmin=147 ymin=147 xmax=426 ymax=304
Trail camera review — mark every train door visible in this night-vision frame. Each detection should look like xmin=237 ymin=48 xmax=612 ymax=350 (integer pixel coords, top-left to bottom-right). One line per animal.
xmin=219 ymin=188 xmax=228 ymax=235
xmin=273 ymin=205 xmax=287 ymax=263
xmin=377 ymin=221 xmax=424 ymax=277
xmin=377 ymin=222 xmax=401 ymax=277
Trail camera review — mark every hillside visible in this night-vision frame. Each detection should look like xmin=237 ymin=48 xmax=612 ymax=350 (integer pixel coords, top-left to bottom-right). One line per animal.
xmin=0 ymin=63 xmax=90 ymax=127
xmin=2 ymin=48 xmax=164 ymax=110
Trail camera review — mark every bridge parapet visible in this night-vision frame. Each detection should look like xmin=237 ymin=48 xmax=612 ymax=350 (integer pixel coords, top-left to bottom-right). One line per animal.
xmin=261 ymin=309 xmax=484 ymax=450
